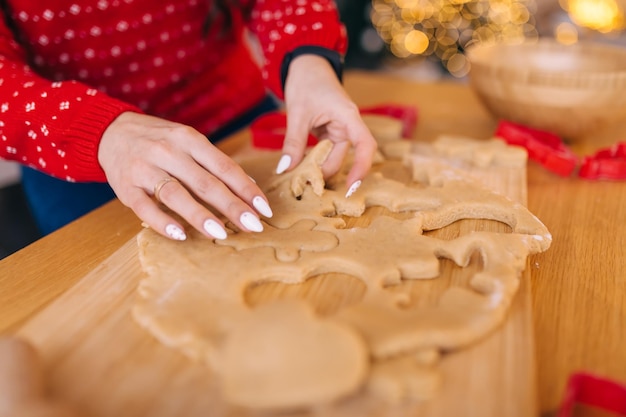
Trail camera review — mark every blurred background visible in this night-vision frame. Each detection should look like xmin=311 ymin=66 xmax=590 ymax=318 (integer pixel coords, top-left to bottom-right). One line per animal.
xmin=336 ymin=0 xmax=626 ymax=78
xmin=2 ymin=0 xmax=626 ymax=259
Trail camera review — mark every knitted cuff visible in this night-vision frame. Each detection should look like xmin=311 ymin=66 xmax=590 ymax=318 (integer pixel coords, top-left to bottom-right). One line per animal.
xmin=64 ymin=98 xmax=143 ymax=182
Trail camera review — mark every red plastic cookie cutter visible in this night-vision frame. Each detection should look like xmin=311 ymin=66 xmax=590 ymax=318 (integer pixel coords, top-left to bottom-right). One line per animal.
xmin=558 ymin=372 xmax=626 ymax=417
xmin=250 ymin=104 xmax=418 ymax=150
xmin=579 ymin=142 xmax=626 ymax=180
xmin=494 ymin=120 xmax=579 ymax=177
xmin=249 ymin=112 xmax=318 ymax=150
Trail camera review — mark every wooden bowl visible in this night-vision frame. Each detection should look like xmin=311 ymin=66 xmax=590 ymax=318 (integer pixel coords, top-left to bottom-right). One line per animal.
xmin=466 ymin=39 xmax=626 ymax=140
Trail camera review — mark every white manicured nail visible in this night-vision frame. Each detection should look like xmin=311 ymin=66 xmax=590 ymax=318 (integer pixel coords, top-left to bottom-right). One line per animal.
xmin=275 ymin=154 xmax=291 ymax=174
xmin=252 ymin=196 xmax=273 ymax=218
xmin=203 ymin=219 xmax=227 ymax=240
xmin=240 ymin=212 xmax=264 ymax=232
xmin=165 ymin=224 xmax=186 ymax=241
xmin=345 ymin=180 xmax=362 ymax=198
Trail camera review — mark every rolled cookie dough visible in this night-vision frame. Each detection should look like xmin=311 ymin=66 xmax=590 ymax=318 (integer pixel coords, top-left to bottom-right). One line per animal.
xmin=134 ymin=136 xmax=551 ymax=410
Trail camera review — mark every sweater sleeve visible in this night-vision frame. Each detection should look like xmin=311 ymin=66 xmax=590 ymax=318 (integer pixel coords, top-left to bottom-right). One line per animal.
xmin=0 ymin=16 xmax=142 ymax=183
xmin=246 ymin=0 xmax=348 ymax=100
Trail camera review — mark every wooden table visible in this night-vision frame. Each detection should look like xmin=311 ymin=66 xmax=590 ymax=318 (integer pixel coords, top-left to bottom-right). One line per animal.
xmin=1 ymin=71 xmax=625 ymax=416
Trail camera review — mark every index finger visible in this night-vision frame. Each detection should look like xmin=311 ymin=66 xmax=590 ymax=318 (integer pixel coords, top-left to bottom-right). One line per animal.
xmin=189 ymin=139 xmax=273 ymax=213
xmin=207 ymin=148 xmax=263 ymax=194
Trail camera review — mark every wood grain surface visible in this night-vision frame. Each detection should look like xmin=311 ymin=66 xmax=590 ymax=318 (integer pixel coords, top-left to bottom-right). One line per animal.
xmin=1 ymin=71 xmax=625 ymax=416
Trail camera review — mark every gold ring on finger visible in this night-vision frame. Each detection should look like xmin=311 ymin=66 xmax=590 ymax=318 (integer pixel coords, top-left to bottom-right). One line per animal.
xmin=153 ymin=177 xmax=179 ymax=204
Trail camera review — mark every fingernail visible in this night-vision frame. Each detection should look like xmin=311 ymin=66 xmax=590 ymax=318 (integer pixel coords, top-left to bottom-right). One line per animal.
xmin=165 ymin=224 xmax=186 ymax=241
xmin=275 ymin=154 xmax=291 ymax=174
xmin=248 ymin=175 xmax=256 ymax=183
xmin=203 ymin=219 xmax=227 ymax=240
xmin=345 ymin=180 xmax=362 ymax=198
xmin=252 ymin=196 xmax=273 ymax=218
xmin=240 ymin=212 xmax=264 ymax=232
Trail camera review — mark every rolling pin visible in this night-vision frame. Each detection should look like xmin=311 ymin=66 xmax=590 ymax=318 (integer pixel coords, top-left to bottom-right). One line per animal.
xmin=0 ymin=337 xmax=78 ymax=417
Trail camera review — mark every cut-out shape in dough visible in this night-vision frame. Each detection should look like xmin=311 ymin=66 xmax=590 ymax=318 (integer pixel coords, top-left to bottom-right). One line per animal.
xmin=134 ymin=136 xmax=551 ymax=411
xmin=217 ymin=219 xmax=338 ymax=262
xmin=218 ymin=300 xmax=368 ymax=410
xmin=267 ymin=140 xmax=332 ymax=197
xmin=429 ymin=135 xmax=527 ymax=168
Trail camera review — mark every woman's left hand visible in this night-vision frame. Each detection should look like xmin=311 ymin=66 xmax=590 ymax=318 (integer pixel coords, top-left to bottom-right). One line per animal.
xmin=280 ymin=54 xmax=377 ymax=194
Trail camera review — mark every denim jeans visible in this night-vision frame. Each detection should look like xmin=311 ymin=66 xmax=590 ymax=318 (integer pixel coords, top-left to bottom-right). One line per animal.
xmin=21 ymin=95 xmax=278 ymax=235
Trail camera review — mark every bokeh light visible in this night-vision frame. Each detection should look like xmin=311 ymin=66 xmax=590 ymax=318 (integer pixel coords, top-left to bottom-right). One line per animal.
xmin=371 ymin=0 xmax=539 ymax=76
xmin=554 ymin=21 xmax=579 ymax=43
xmin=565 ymin=0 xmax=625 ymax=32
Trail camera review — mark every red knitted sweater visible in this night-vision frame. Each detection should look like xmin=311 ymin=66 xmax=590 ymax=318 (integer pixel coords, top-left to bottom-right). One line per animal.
xmin=0 ymin=0 xmax=347 ymax=182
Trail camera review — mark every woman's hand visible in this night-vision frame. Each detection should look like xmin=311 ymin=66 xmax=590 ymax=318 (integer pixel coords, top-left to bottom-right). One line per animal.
xmin=281 ymin=54 xmax=377 ymax=196
xmin=98 ymin=112 xmax=273 ymax=241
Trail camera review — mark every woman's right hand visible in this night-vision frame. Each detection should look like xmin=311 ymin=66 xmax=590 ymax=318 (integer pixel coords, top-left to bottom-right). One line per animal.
xmin=98 ymin=112 xmax=273 ymax=241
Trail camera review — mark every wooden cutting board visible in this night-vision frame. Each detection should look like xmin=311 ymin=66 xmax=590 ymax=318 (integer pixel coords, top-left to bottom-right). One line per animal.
xmin=15 ymin=147 xmax=538 ymax=417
